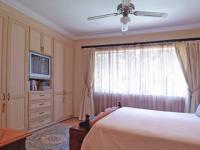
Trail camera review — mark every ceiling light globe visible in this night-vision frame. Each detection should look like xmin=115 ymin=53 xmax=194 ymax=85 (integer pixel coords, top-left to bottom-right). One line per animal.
xmin=120 ymin=16 xmax=131 ymax=24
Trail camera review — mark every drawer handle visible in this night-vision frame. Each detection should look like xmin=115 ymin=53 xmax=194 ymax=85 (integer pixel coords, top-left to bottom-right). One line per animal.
xmin=39 ymin=120 xmax=44 ymax=123
xmin=39 ymin=112 xmax=45 ymax=115
xmin=40 ymin=94 xmax=45 ymax=97
xmin=39 ymin=103 xmax=45 ymax=106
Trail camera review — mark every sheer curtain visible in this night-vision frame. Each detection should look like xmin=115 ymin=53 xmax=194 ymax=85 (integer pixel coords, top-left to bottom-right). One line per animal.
xmin=94 ymin=44 xmax=187 ymax=114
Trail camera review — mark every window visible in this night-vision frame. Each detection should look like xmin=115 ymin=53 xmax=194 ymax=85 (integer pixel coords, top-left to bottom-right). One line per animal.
xmin=94 ymin=44 xmax=187 ymax=97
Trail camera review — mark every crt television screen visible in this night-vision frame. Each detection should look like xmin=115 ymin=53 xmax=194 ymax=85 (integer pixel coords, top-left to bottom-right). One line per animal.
xmin=30 ymin=52 xmax=50 ymax=77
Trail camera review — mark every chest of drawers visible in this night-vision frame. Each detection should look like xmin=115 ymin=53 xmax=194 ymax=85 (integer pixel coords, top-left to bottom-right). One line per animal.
xmin=28 ymin=91 xmax=53 ymax=129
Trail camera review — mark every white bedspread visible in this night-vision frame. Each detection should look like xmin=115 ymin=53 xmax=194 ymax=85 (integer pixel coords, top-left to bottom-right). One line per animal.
xmin=81 ymin=107 xmax=200 ymax=150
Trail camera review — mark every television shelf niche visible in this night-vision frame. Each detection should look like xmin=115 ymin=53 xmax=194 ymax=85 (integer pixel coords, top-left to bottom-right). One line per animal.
xmin=28 ymin=79 xmax=52 ymax=92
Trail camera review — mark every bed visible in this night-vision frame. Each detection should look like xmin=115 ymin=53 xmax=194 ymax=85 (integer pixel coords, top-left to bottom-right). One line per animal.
xmin=81 ymin=107 xmax=200 ymax=150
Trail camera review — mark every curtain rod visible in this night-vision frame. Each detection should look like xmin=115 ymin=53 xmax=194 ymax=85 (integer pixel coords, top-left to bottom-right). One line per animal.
xmin=81 ymin=37 xmax=200 ymax=49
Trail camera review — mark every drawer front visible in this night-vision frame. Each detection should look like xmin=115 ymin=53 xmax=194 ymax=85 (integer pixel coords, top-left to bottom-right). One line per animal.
xmin=29 ymin=92 xmax=52 ymax=100
xmin=30 ymin=100 xmax=52 ymax=110
xmin=30 ymin=109 xmax=52 ymax=120
xmin=30 ymin=116 xmax=52 ymax=129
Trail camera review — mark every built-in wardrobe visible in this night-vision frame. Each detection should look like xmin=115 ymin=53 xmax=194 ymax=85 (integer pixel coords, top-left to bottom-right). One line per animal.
xmin=0 ymin=4 xmax=73 ymax=131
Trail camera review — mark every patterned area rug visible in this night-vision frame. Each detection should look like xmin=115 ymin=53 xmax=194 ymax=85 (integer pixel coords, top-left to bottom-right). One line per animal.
xmin=26 ymin=124 xmax=69 ymax=150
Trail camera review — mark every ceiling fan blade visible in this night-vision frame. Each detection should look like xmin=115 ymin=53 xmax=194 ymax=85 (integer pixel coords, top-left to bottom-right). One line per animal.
xmin=88 ymin=13 xmax=120 ymax=20
xmin=134 ymin=11 xmax=167 ymax=17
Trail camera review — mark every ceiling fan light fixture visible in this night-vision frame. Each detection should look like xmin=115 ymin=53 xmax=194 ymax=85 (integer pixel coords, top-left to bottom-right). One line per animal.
xmin=88 ymin=0 xmax=168 ymax=33
xmin=120 ymin=16 xmax=130 ymax=32
xmin=121 ymin=23 xmax=129 ymax=32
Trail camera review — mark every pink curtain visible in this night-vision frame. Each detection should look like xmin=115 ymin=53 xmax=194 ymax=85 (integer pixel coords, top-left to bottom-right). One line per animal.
xmin=79 ymin=48 xmax=95 ymax=120
xmin=175 ymin=41 xmax=200 ymax=112
xmin=94 ymin=44 xmax=187 ymax=114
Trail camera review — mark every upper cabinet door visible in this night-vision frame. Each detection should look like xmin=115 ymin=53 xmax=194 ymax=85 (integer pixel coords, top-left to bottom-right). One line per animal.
xmin=30 ymin=27 xmax=41 ymax=53
xmin=54 ymin=40 xmax=64 ymax=93
xmin=29 ymin=27 xmax=53 ymax=56
xmin=43 ymin=34 xmax=53 ymax=56
xmin=0 ymin=13 xmax=8 ymax=128
xmin=6 ymin=18 xmax=28 ymax=130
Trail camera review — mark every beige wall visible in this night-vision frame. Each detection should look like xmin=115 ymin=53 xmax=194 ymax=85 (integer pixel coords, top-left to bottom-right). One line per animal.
xmin=73 ymin=28 xmax=200 ymax=117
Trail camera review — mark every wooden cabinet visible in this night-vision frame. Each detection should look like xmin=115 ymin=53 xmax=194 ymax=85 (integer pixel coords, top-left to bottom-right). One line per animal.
xmin=0 ymin=15 xmax=27 ymax=130
xmin=0 ymin=14 xmax=28 ymax=130
xmin=29 ymin=27 xmax=41 ymax=53
xmin=53 ymin=40 xmax=65 ymax=121
xmin=28 ymin=91 xmax=53 ymax=129
xmin=0 ymin=4 xmax=74 ymax=131
xmin=0 ymin=129 xmax=30 ymax=150
xmin=69 ymin=125 xmax=87 ymax=150
xmin=6 ymin=18 xmax=28 ymax=130
xmin=43 ymin=34 xmax=53 ymax=56
xmin=29 ymin=27 xmax=53 ymax=56
xmin=0 ymin=12 xmax=8 ymax=128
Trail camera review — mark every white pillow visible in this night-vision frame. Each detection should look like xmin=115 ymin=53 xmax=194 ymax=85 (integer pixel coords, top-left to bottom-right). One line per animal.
xmin=195 ymin=105 xmax=200 ymax=117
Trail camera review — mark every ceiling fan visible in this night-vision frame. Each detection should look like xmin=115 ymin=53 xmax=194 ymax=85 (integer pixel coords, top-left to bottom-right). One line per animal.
xmin=88 ymin=0 xmax=167 ymax=32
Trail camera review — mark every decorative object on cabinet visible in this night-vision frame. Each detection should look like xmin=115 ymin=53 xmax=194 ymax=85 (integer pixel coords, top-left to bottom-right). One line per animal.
xmin=29 ymin=79 xmax=51 ymax=91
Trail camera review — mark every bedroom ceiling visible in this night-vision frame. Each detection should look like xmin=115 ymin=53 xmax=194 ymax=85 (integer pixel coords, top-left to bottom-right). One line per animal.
xmin=2 ymin=0 xmax=200 ymax=39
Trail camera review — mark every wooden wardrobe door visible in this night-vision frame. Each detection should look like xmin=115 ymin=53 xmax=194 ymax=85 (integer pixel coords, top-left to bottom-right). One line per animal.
xmin=0 ymin=13 xmax=8 ymax=128
xmin=43 ymin=34 xmax=53 ymax=56
xmin=54 ymin=40 xmax=64 ymax=121
xmin=54 ymin=40 xmax=64 ymax=93
xmin=29 ymin=27 xmax=41 ymax=53
xmin=54 ymin=95 xmax=64 ymax=121
xmin=6 ymin=19 xmax=28 ymax=130
xmin=63 ymin=47 xmax=74 ymax=118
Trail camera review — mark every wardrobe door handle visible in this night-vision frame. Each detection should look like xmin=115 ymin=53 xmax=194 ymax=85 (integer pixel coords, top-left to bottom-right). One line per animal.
xmin=8 ymin=93 xmax=10 ymax=101
xmin=2 ymin=103 xmax=6 ymax=113
xmin=2 ymin=93 xmax=6 ymax=101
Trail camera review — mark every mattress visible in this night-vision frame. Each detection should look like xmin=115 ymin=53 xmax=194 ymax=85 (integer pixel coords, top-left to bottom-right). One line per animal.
xmin=81 ymin=107 xmax=200 ymax=150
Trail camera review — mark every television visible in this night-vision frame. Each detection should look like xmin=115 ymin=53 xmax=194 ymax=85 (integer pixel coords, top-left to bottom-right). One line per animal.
xmin=29 ymin=52 xmax=51 ymax=79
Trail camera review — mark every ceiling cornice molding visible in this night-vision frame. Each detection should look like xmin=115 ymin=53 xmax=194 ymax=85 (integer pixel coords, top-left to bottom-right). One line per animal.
xmin=76 ymin=23 xmax=200 ymax=40
xmin=1 ymin=0 xmax=75 ymax=40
